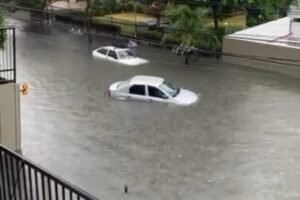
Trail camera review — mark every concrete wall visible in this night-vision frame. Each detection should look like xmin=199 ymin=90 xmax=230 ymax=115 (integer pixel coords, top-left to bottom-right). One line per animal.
xmin=0 ymin=83 xmax=21 ymax=152
xmin=290 ymin=20 xmax=300 ymax=47
xmin=222 ymin=37 xmax=300 ymax=78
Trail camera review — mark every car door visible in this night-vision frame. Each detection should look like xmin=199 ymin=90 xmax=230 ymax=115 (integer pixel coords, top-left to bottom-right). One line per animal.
xmin=128 ymin=85 xmax=147 ymax=101
xmin=147 ymin=85 xmax=169 ymax=103
xmin=107 ymin=50 xmax=118 ymax=62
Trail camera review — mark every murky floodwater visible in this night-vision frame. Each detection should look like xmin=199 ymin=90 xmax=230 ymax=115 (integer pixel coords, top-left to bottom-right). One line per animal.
xmin=8 ymin=18 xmax=300 ymax=200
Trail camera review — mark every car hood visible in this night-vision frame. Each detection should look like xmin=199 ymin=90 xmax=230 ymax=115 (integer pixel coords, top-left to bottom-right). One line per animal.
xmin=109 ymin=81 xmax=123 ymax=91
xmin=173 ymin=89 xmax=198 ymax=105
xmin=120 ymin=57 xmax=149 ymax=66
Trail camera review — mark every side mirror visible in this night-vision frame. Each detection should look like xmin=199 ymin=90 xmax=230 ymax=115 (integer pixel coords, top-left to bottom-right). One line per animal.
xmin=162 ymin=94 xmax=168 ymax=99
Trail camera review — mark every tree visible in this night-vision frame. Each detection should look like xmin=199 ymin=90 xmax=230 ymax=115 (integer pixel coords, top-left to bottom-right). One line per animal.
xmin=207 ymin=0 xmax=294 ymax=28
xmin=150 ymin=0 xmax=165 ymax=28
xmin=15 ymin=0 xmax=42 ymax=9
xmin=209 ymin=0 xmax=222 ymax=29
xmin=0 ymin=10 xmax=5 ymax=48
xmin=85 ymin=0 xmax=92 ymax=43
xmin=163 ymin=5 xmax=219 ymax=49
xmin=245 ymin=0 xmax=294 ymax=26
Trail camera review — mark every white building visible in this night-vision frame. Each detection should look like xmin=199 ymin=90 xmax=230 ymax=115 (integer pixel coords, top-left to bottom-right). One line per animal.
xmin=0 ymin=29 xmax=21 ymax=152
xmin=222 ymin=2 xmax=300 ymax=78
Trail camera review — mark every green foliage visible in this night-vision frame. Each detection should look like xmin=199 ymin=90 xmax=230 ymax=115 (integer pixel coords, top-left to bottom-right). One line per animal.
xmin=114 ymin=3 xmax=123 ymax=13
xmin=0 ymin=10 xmax=6 ymax=48
xmin=135 ymin=2 xmax=145 ymax=13
xmin=163 ymin=5 xmax=219 ymax=49
xmin=15 ymin=0 xmax=41 ymax=9
xmin=92 ymin=0 xmax=146 ymax=16
xmin=137 ymin=30 xmax=162 ymax=40
xmin=126 ymin=1 xmax=135 ymax=12
xmin=105 ymin=0 xmax=118 ymax=12
xmin=91 ymin=0 xmax=123 ymax=16
xmin=206 ymin=0 xmax=294 ymax=28
xmin=222 ymin=0 xmax=294 ymax=26
xmin=91 ymin=0 xmax=105 ymax=16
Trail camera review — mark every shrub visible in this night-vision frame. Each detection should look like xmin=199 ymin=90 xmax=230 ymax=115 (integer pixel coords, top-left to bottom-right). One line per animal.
xmin=113 ymin=3 xmax=122 ymax=13
xmin=137 ymin=30 xmax=162 ymax=40
xmin=126 ymin=1 xmax=135 ymax=12
xmin=103 ymin=0 xmax=117 ymax=13
xmin=135 ymin=2 xmax=145 ymax=13
xmin=91 ymin=0 xmax=109 ymax=16
xmin=0 ymin=11 xmax=5 ymax=48
xmin=15 ymin=0 xmax=41 ymax=9
xmin=91 ymin=21 xmax=121 ymax=33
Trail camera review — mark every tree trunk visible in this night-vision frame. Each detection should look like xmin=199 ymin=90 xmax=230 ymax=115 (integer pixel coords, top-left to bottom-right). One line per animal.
xmin=213 ymin=9 xmax=219 ymax=29
xmin=41 ymin=0 xmax=47 ymax=9
xmin=156 ymin=12 xmax=161 ymax=29
xmin=85 ymin=0 xmax=92 ymax=43
xmin=41 ymin=0 xmax=49 ymax=24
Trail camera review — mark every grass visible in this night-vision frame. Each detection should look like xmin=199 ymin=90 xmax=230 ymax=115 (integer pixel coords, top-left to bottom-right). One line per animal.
xmin=93 ymin=12 xmax=154 ymax=36
xmin=94 ymin=12 xmax=155 ymax=23
xmin=205 ymin=14 xmax=246 ymax=28
xmin=92 ymin=12 xmax=246 ymax=37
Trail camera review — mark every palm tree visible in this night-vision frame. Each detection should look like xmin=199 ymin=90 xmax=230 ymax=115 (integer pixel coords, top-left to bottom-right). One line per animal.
xmin=163 ymin=4 xmax=219 ymax=49
xmin=150 ymin=0 xmax=165 ymax=29
xmin=209 ymin=0 xmax=222 ymax=29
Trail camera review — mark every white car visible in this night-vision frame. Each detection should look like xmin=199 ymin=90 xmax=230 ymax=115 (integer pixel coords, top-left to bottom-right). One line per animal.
xmin=93 ymin=46 xmax=148 ymax=66
xmin=109 ymin=75 xmax=198 ymax=105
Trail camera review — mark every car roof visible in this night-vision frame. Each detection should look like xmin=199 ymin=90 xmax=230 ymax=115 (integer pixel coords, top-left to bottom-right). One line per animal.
xmin=100 ymin=46 xmax=130 ymax=51
xmin=129 ymin=75 xmax=164 ymax=87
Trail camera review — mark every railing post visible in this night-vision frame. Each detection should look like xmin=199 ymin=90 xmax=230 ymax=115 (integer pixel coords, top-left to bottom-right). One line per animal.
xmin=0 ymin=145 xmax=99 ymax=200
xmin=12 ymin=28 xmax=16 ymax=83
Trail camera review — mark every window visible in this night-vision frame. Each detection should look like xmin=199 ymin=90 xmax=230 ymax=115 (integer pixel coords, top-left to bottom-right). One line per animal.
xmin=97 ymin=48 xmax=108 ymax=55
xmin=293 ymin=18 xmax=300 ymax=23
xmin=118 ymin=50 xmax=135 ymax=59
xmin=108 ymin=50 xmax=118 ymax=59
xmin=148 ymin=86 xmax=167 ymax=99
xmin=159 ymin=81 xmax=179 ymax=97
xmin=129 ymin=85 xmax=145 ymax=95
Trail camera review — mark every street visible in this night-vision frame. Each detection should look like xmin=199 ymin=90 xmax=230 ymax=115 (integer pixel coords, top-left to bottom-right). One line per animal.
xmin=10 ymin=18 xmax=300 ymax=200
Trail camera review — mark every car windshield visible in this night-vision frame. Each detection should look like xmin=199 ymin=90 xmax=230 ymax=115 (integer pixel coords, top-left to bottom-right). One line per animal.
xmin=159 ymin=81 xmax=179 ymax=97
xmin=118 ymin=50 xmax=136 ymax=59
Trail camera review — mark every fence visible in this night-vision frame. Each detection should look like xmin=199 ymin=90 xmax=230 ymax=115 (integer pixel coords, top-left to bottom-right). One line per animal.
xmin=0 ymin=145 xmax=99 ymax=200
xmin=0 ymin=3 xmax=245 ymax=50
xmin=0 ymin=28 xmax=16 ymax=84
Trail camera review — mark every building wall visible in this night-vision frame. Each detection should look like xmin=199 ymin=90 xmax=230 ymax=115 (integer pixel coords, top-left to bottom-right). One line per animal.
xmin=290 ymin=20 xmax=300 ymax=46
xmin=0 ymin=83 xmax=21 ymax=152
xmin=222 ymin=37 xmax=300 ymax=78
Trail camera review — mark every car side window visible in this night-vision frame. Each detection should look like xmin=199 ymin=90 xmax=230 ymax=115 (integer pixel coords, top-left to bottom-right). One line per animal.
xmin=148 ymin=86 xmax=167 ymax=99
xmin=108 ymin=50 xmax=118 ymax=59
xmin=97 ymin=48 xmax=107 ymax=55
xmin=129 ymin=85 xmax=145 ymax=95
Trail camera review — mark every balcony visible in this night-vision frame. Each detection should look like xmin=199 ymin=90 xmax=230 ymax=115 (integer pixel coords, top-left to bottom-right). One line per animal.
xmin=0 ymin=145 xmax=99 ymax=200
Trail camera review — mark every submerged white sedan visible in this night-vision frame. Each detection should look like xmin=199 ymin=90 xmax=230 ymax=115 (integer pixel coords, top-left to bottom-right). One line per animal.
xmin=109 ymin=75 xmax=198 ymax=105
xmin=93 ymin=46 xmax=148 ymax=66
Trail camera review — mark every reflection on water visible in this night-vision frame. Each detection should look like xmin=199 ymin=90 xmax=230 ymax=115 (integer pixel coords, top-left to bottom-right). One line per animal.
xmin=10 ymin=18 xmax=300 ymax=200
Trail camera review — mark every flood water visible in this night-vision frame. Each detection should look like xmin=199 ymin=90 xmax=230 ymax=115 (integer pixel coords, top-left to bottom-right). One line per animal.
xmin=9 ymin=18 xmax=300 ymax=200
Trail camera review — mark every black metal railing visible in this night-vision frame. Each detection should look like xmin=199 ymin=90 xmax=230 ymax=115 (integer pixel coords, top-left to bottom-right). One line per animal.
xmin=0 ymin=145 xmax=99 ymax=200
xmin=0 ymin=27 xmax=16 ymax=84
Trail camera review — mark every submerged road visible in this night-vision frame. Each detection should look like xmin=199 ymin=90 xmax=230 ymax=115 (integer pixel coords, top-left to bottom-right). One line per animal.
xmin=9 ymin=18 xmax=300 ymax=200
